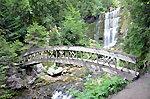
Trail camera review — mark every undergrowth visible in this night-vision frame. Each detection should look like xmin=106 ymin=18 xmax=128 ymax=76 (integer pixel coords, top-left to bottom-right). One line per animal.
xmin=66 ymin=75 xmax=127 ymax=99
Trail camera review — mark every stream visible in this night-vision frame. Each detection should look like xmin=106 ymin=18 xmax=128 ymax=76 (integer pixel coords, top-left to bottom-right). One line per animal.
xmin=12 ymin=66 xmax=104 ymax=99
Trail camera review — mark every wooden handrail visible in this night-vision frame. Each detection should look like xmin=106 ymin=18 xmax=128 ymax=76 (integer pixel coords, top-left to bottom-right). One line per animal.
xmin=22 ymin=46 xmax=138 ymax=64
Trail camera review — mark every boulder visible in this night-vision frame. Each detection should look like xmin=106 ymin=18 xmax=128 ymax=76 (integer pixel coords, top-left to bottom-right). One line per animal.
xmin=51 ymin=63 xmax=56 ymax=68
xmin=47 ymin=67 xmax=63 ymax=76
xmin=36 ymin=63 xmax=47 ymax=74
xmin=6 ymin=66 xmax=38 ymax=89
xmin=6 ymin=74 xmax=24 ymax=89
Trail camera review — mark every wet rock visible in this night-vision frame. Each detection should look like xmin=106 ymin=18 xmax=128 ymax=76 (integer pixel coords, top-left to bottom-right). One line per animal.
xmin=62 ymin=67 xmax=68 ymax=74
xmin=6 ymin=74 xmax=24 ymax=89
xmin=36 ymin=63 xmax=47 ymax=74
xmin=6 ymin=66 xmax=37 ymax=89
xmin=62 ymin=70 xmax=67 ymax=74
xmin=51 ymin=63 xmax=56 ymax=68
xmin=26 ymin=76 xmax=38 ymax=85
xmin=47 ymin=67 xmax=63 ymax=76
xmin=6 ymin=68 xmax=17 ymax=76
xmin=37 ymin=72 xmax=67 ymax=82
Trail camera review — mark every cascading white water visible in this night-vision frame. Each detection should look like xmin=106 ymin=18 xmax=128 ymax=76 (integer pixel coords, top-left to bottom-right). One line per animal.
xmin=104 ymin=8 xmax=120 ymax=47
xmin=94 ymin=15 xmax=101 ymax=42
xmin=52 ymin=91 xmax=72 ymax=99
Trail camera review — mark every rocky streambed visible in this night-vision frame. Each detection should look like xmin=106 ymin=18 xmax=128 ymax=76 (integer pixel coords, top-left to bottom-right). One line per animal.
xmin=12 ymin=63 xmax=105 ymax=99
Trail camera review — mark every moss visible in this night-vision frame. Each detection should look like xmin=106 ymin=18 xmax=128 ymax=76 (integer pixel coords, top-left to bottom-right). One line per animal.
xmin=89 ymin=71 xmax=92 ymax=74
xmin=35 ymin=77 xmax=45 ymax=83
xmin=67 ymin=70 xmax=71 ymax=74
xmin=42 ymin=62 xmax=55 ymax=69
xmin=39 ymin=81 xmax=51 ymax=87
xmin=99 ymin=18 xmax=105 ymax=38
xmin=85 ymin=23 xmax=96 ymax=39
xmin=79 ymin=74 xmax=84 ymax=78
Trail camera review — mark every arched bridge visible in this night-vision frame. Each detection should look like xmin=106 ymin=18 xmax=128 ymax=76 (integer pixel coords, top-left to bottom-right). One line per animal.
xmin=21 ymin=46 xmax=139 ymax=79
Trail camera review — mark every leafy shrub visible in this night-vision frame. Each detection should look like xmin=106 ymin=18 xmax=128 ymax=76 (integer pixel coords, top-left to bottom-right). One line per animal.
xmin=25 ymin=22 xmax=47 ymax=49
xmin=66 ymin=76 xmax=127 ymax=99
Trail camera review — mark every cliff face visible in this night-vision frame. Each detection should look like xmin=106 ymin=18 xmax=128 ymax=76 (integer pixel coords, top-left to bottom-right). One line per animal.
xmin=6 ymin=66 xmax=37 ymax=89
xmin=85 ymin=14 xmax=105 ymax=43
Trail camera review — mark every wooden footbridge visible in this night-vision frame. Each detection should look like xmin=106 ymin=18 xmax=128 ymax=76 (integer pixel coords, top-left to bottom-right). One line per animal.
xmin=21 ymin=46 xmax=139 ymax=79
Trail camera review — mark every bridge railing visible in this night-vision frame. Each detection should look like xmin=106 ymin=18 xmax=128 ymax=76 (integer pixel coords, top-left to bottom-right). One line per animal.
xmin=21 ymin=46 xmax=139 ymax=76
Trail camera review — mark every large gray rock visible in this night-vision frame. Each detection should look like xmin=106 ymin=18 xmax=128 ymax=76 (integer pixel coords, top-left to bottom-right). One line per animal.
xmin=47 ymin=67 xmax=63 ymax=76
xmin=6 ymin=66 xmax=38 ymax=89
xmin=6 ymin=74 xmax=24 ymax=89
xmin=36 ymin=63 xmax=47 ymax=74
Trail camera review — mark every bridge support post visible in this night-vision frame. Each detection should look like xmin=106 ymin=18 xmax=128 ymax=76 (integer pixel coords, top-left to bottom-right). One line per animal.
xmin=135 ymin=62 xmax=138 ymax=76
xmin=76 ymin=51 xmax=78 ymax=59
xmin=115 ymin=58 xmax=117 ymax=70
xmin=96 ymin=54 xmax=98 ymax=64
xmin=23 ymin=57 xmax=25 ymax=66
xmin=47 ymin=50 xmax=48 ymax=64
xmin=56 ymin=50 xmax=58 ymax=58
xmin=81 ymin=51 xmax=83 ymax=60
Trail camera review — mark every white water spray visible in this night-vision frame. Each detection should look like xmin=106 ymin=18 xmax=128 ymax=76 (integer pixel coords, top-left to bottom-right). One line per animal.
xmin=104 ymin=8 xmax=120 ymax=47
xmin=52 ymin=91 xmax=72 ymax=99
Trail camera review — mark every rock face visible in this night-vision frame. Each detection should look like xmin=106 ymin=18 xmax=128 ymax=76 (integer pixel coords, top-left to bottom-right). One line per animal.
xmin=6 ymin=74 xmax=24 ymax=89
xmin=47 ymin=67 xmax=63 ymax=76
xmin=6 ymin=66 xmax=37 ymax=89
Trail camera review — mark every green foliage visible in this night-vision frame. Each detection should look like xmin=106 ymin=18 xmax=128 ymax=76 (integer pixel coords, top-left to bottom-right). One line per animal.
xmin=0 ymin=36 xmax=23 ymax=64
xmin=88 ymin=39 xmax=101 ymax=48
xmin=1 ymin=84 xmax=6 ymax=88
xmin=60 ymin=4 xmax=86 ymax=46
xmin=146 ymin=51 xmax=150 ymax=65
xmin=121 ymin=0 xmax=150 ymax=67
xmin=66 ymin=76 xmax=127 ymax=99
xmin=25 ymin=22 xmax=47 ymax=48
xmin=0 ymin=0 xmax=28 ymax=41
xmin=79 ymin=0 xmax=115 ymax=19
xmin=54 ymin=66 xmax=59 ymax=70
xmin=83 ymin=68 xmax=90 ymax=76
xmin=35 ymin=77 xmax=45 ymax=83
xmin=48 ymin=26 xmax=61 ymax=46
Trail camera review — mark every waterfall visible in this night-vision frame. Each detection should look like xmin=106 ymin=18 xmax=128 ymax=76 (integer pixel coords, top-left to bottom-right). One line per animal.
xmin=104 ymin=8 xmax=120 ymax=47
xmin=94 ymin=15 xmax=101 ymax=42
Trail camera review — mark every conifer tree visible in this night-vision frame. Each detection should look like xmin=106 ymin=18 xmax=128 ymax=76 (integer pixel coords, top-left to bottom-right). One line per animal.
xmin=25 ymin=22 xmax=47 ymax=49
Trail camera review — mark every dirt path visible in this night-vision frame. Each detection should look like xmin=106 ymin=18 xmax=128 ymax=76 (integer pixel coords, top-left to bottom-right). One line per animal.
xmin=109 ymin=72 xmax=150 ymax=99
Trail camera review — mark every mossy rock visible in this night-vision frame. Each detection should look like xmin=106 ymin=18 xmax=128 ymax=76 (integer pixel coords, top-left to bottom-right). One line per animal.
xmin=35 ymin=77 xmax=45 ymax=83
xmin=39 ymin=81 xmax=51 ymax=87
